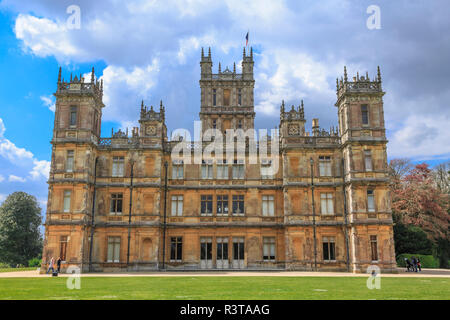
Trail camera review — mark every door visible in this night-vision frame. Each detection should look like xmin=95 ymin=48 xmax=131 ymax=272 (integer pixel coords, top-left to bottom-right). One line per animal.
xmin=200 ymin=237 xmax=212 ymax=269
xmin=216 ymin=237 xmax=229 ymax=269
xmin=232 ymin=237 xmax=245 ymax=269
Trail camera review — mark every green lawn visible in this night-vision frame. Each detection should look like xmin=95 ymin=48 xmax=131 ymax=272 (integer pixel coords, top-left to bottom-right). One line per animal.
xmin=0 ymin=276 xmax=449 ymax=300
xmin=0 ymin=267 xmax=37 ymax=273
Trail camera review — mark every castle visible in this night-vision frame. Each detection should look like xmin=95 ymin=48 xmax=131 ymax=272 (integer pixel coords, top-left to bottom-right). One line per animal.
xmin=42 ymin=47 xmax=397 ymax=272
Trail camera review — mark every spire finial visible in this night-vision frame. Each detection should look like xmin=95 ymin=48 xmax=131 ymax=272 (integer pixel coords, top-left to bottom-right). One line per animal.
xmin=357 ymin=71 xmax=359 ymax=81
xmin=243 ymin=47 xmax=246 ymax=58
xmin=233 ymin=62 xmax=236 ymax=73
xmin=377 ymin=66 xmax=381 ymax=82
xmin=201 ymin=47 xmax=204 ymax=58
xmin=91 ymin=67 xmax=95 ymax=83
xmin=218 ymin=62 xmax=221 ymax=73
xmin=58 ymin=67 xmax=62 ymax=83
xmin=250 ymin=46 xmax=253 ymax=58
xmin=70 ymin=73 xmax=73 ymax=82
xmin=141 ymin=100 xmax=144 ymax=110
xmin=208 ymin=47 xmax=211 ymax=58
xmin=100 ymin=79 xmax=103 ymax=92
xmin=336 ymin=78 xmax=339 ymax=90
xmin=344 ymin=66 xmax=348 ymax=83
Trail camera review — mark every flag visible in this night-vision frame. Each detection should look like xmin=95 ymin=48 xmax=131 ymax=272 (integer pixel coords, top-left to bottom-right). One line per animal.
xmin=245 ymin=31 xmax=249 ymax=46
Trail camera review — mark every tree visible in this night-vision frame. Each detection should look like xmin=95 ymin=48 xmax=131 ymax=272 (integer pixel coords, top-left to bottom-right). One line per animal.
xmin=392 ymin=163 xmax=449 ymax=241
xmin=0 ymin=192 xmax=43 ymax=266
xmin=393 ymin=216 xmax=433 ymax=256
xmin=389 ymin=158 xmax=412 ymax=183
xmin=432 ymin=161 xmax=450 ymax=194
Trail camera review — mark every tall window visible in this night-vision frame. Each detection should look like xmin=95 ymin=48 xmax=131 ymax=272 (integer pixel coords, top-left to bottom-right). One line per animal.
xmin=212 ymin=119 xmax=217 ymax=129
xmin=213 ymin=89 xmax=217 ymax=106
xmin=170 ymin=237 xmax=182 ymax=261
xmin=217 ymin=160 xmax=228 ymax=179
xmin=232 ymin=195 xmax=245 ymax=215
xmin=364 ymin=150 xmax=373 ymax=172
xmin=223 ymin=89 xmax=230 ymax=106
xmin=260 ymin=159 xmax=273 ymax=179
xmin=201 ymin=195 xmax=213 ymax=215
xmin=262 ymin=195 xmax=275 ymax=216
xmin=238 ymin=88 xmax=242 ymax=106
xmin=237 ymin=119 xmax=242 ymax=129
xmin=263 ymin=237 xmax=276 ymax=261
xmin=107 ymin=236 xmax=121 ymax=262
xmin=232 ymin=159 xmax=245 ymax=179
xmin=70 ymin=106 xmax=77 ymax=126
xmin=233 ymin=237 xmax=245 ymax=261
xmin=171 ymin=195 xmax=183 ymax=216
xmin=66 ymin=150 xmax=74 ymax=172
xmin=323 ymin=237 xmax=336 ymax=261
xmin=217 ymin=237 xmax=228 ymax=261
xmin=370 ymin=235 xmax=378 ymax=261
xmin=217 ymin=195 xmax=229 ymax=215
xmin=367 ymin=190 xmax=375 ymax=212
xmin=319 ymin=156 xmax=332 ymax=176
xmin=59 ymin=236 xmax=68 ymax=261
xmin=172 ymin=161 xmax=184 ymax=179
xmin=112 ymin=156 xmax=124 ymax=177
xmin=110 ymin=193 xmax=123 ymax=215
xmin=63 ymin=190 xmax=71 ymax=212
xmin=201 ymin=160 xmax=213 ymax=179
xmin=361 ymin=104 xmax=369 ymax=125
xmin=320 ymin=193 xmax=334 ymax=215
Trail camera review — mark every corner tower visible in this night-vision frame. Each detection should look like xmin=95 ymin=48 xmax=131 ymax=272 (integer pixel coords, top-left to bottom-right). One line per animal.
xmin=199 ymin=47 xmax=255 ymax=134
xmin=335 ymin=66 xmax=396 ymax=272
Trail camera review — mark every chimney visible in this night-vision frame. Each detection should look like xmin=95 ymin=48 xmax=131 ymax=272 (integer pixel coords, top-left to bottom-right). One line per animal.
xmin=312 ymin=118 xmax=319 ymax=136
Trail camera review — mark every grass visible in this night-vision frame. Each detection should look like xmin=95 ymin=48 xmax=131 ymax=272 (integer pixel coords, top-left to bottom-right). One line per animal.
xmin=0 ymin=276 xmax=449 ymax=300
xmin=0 ymin=267 xmax=37 ymax=273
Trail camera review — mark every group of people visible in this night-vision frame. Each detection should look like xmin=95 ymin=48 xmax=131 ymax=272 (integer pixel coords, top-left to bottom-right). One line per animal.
xmin=404 ymin=256 xmax=422 ymax=272
xmin=46 ymin=257 xmax=62 ymax=274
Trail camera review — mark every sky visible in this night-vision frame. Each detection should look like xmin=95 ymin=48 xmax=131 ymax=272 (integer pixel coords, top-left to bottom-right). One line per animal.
xmin=0 ymin=0 xmax=449 ymax=217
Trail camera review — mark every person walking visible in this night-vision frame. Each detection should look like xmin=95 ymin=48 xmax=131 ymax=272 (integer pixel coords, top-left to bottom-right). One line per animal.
xmin=56 ymin=257 xmax=62 ymax=273
xmin=46 ymin=257 xmax=55 ymax=274
xmin=417 ymin=258 xmax=422 ymax=272
xmin=411 ymin=256 xmax=418 ymax=272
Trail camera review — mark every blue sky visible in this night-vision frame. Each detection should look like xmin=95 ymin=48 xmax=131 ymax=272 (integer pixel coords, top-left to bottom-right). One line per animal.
xmin=0 ymin=0 xmax=449 ymax=215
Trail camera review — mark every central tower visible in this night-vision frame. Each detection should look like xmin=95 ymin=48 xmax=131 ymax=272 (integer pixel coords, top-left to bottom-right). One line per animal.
xmin=199 ymin=47 xmax=255 ymax=134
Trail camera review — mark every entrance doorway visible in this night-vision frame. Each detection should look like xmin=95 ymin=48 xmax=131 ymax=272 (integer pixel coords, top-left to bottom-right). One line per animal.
xmin=200 ymin=237 xmax=212 ymax=269
xmin=232 ymin=237 xmax=245 ymax=269
xmin=216 ymin=237 xmax=229 ymax=269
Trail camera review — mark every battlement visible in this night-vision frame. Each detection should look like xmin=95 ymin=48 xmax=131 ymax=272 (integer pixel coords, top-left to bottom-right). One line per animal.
xmin=280 ymin=100 xmax=305 ymax=122
xmin=336 ymin=66 xmax=383 ymax=99
xmin=140 ymin=100 xmax=165 ymax=122
xmin=55 ymin=67 xmax=103 ymax=102
xmin=200 ymin=47 xmax=254 ymax=81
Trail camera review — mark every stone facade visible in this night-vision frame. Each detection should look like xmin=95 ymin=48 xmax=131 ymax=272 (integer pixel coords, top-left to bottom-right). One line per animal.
xmin=41 ymin=49 xmax=397 ymax=273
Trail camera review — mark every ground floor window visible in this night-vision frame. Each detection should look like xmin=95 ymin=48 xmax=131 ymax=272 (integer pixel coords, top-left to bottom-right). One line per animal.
xmin=170 ymin=237 xmax=183 ymax=261
xmin=59 ymin=236 xmax=68 ymax=261
xmin=322 ymin=236 xmax=336 ymax=261
xmin=263 ymin=237 xmax=276 ymax=261
xmin=370 ymin=235 xmax=378 ymax=261
xmin=107 ymin=236 xmax=121 ymax=262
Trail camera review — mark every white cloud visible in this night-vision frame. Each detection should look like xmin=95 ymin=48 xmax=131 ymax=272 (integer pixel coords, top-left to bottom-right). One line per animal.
xmin=30 ymin=159 xmax=51 ymax=181
xmin=8 ymin=175 xmax=26 ymax=183
xmin=14 ymin=14 xmax=83 ymax=63
xmin=0 ymin=194 xmax=6 ymax=203
xmin=0 ymin=138 xmax=34 ymax=163
xmin=0 ymin=117 xmax=50 ymax=181
xmin=388 ymin=115 xmax=450 ymax=160
xmin=0 ymin=175 xmax=4 ymax=182
xmin=40 ymin=95 xmax=55 ymax=112
xmin=100 ymin=61 xmax=160 ymax=126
